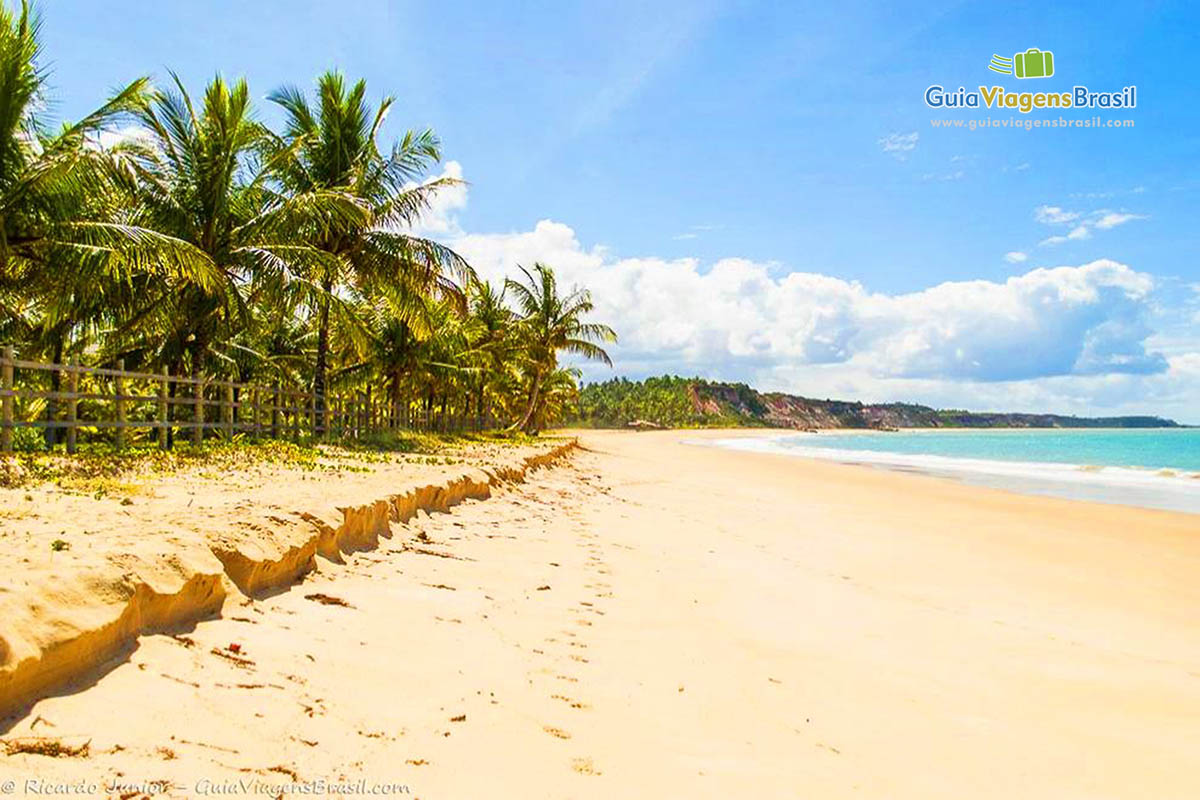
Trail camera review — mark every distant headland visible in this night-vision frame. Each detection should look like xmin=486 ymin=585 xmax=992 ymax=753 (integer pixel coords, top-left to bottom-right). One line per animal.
xmin=572 ymin=375 xmax=1185 ymax=430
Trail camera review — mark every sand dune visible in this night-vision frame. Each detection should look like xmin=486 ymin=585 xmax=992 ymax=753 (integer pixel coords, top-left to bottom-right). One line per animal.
xmin=1 ymin=430 xmax=1197 ymax=798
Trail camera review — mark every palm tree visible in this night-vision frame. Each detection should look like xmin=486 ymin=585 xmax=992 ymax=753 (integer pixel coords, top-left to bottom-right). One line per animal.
xmin=117 ymin=73 xmax=363 ymax=383
xmin=534 ymin=366 xmax=582 ymax=430
xmin=466 ymin=279 xmax=514 ymax=429
xmin=0 ymin=1 xmax=216 ymax=350
xmin=341 ymin=295 xmax=429 ymax=430
xmin=269 ymin=71 xmax=472 ymax=433
xmin=505 ymin=263 xmax=616 ymax=434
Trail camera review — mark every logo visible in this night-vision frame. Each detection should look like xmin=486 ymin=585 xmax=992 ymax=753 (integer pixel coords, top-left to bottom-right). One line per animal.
xmin=989 ymin=48 xmax=1055 ymax=79
xmin=923 ymin=46 xmax=1135 ymax=114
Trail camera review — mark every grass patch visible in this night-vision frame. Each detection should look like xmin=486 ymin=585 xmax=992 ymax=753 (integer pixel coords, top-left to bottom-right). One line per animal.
xmin=0 ymin=438 xmax=318 ymax=491
xmin=0 ymin=429 xmax=545 ymax=490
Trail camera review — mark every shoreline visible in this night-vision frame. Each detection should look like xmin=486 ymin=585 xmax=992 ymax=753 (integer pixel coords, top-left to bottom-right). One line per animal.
xmin=1 ymin=430 xmax=1197 ymax=797
xmin=699 ymin=427 xmax=1200 ymax=514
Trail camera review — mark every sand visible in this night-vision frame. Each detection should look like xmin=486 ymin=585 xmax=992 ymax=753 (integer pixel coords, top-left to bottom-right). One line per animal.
xmin=1 ymin=429 xmax=1197 ymax=798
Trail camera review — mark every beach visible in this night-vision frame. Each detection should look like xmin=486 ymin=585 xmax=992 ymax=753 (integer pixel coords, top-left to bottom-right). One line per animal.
xmin=1 ymin=429 xmax=1198 ymax=798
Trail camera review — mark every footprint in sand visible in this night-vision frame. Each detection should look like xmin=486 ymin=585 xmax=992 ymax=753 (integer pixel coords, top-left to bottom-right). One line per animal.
xmin=571 ymin=757 xmax=602 ymax=775
xmin=550 ymin=694 xmax=590 ymax=709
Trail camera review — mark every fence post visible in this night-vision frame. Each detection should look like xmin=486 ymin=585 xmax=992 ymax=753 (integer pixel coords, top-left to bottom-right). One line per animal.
xmin=270 ymin=383 xmax=280 ymax=439
xmin=251 ymin=386 xmax=260 ymax=441
xmin=223 ymin=382 xmax=234 ymax=440
xmin=1 ymin=346 xmax=12 ymax=453
xmin=158 ymin=367 xmax=169 ymax=450
xmin=312 ymin=391 xmax=321 ymax=441
xmin=114 ymin=359 xmax=126 ymax=450
xmin=193 ymin=379 xmax=204 ymax=447
xmin=66 ymin=359 xmax=79 ymax=454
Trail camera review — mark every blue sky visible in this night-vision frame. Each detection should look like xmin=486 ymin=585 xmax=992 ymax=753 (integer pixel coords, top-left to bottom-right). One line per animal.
xmin=42 ymin=0 xmax=1200 ymax=421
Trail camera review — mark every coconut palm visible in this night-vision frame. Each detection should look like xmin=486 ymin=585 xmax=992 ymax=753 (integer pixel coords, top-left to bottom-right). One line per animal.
xmin=0 ymin=0 xmax=217 ymax=347
xmin=116 ymin=73 xmax=364 ymax=381
xmin=534 ymin=366 xmax=582 ymax=430
xmin=505 ymin=263 xmax=616 ymax=434
xmin=465 ymin=279 xmax=514 ymax=429
xmin=269 ymin=71 xmax=472 ymax=432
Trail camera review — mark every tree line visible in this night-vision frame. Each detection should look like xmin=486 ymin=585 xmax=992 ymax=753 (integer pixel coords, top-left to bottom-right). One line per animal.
xmin=573 ymin=376 xmax=756 ymax=428
xmin=0 ymin=1 xmax=615 ymax=445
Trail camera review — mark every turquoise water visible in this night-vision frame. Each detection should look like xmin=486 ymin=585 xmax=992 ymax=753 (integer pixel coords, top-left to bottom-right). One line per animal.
xmin=789 ymin=429 xmax=1200 ymax=472
xmin=708 ymin=429 xmax=1200 ymax=513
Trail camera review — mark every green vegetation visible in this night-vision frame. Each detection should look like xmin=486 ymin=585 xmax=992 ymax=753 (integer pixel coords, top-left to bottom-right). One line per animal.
xmin=0 ymin=428 xmax=545 ymax=492
xmin=0 ymin=1 xmax=614 ymax=449
xmin=572 ymin=375 xmax=1183 ymax=430
xmin=574 ymin=376 xmax=768 ymax=428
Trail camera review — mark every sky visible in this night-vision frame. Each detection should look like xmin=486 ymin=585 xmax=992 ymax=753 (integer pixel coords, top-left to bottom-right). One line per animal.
xmin=41 ymin=0 xmax=1200 ymax=422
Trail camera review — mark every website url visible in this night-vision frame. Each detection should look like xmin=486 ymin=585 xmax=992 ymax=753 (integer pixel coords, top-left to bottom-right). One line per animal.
xmin=930 ymin=116 xmax=1134 ymax=131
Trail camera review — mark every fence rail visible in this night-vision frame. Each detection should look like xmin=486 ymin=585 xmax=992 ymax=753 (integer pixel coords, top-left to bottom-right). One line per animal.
xmin=1 ymin=346 xmax=483 ymax=454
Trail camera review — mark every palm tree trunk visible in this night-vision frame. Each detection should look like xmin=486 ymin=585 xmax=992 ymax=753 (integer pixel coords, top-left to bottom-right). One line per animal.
xmin=312 ymin=278 xmax=334 ymax=435
xmin=190 ymin=328 xmax=208 ymax=381
xmin=44 ymin=334 xmax=64 ymax=448
xmin=166 ymin=355 xmax=182 ymax=450
xmin=476 ymin=378 xmax=487 ymax=431
xmin=514 ymin=368 xmax=543 ymax=434
xmin=190 ymin=331 xmax=210 ymax=445
xmin=390 ymin=372 xmax=402 ymax=430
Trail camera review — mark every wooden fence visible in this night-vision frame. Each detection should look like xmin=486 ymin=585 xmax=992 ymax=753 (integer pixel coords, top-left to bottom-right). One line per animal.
xmin=0 ymin=346 xmax=476 ymax=454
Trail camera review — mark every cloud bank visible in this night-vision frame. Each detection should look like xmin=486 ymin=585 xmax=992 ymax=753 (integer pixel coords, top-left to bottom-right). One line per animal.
xmin=454 ymin=222 xmax=1165 ymax=382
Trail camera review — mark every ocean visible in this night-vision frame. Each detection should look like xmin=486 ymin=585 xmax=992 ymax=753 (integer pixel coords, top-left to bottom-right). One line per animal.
xmin=708 ymin=429 xmax=1200 ymax=514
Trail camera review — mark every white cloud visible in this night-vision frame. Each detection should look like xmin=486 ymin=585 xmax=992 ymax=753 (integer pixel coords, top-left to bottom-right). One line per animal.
xmin=453 ymin=218 xmax=1164 ymax=384
xmin=1040 ymin=224 xmax=1091 ymax=246
xmin=1004 ymin=251 xmax=1028 ymax=264
xmin=672 ymin=233 xmax=698 ymax=240
xmin=405 ymin=161 xmax=468 ymax=237
xmin=1034 ymin=205 xmax=1081 ymax=224
xmin=1094 ymin=211 xmax=1148 ymax=230
xmin=878 ymin=131 xmax=918 ymax=158
xmin=1034 ymin=206 xmax=1147 ymax=247
xmin=921 ymin=169 xmax=964 ymax=182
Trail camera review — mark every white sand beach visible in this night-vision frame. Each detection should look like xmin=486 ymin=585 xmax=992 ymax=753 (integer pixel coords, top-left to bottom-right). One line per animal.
xmin=1 ymin=430 xmax=1197 ymax=798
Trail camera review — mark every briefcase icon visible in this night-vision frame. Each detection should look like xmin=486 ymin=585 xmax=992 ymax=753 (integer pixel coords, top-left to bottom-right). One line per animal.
xmin=1014 ymin=48 xmax=1054 ymax=79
